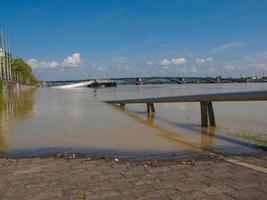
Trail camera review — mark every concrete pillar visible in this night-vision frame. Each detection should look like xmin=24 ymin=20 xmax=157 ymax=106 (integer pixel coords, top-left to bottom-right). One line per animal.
xmin=149 ymin=103 xmax=155 ymax=113
xmin=200 ymin=102 xmax=209 ymax=127
xmin=207 ymin=102 xmax=216 ymax=126
xmin=146 ymin=103 xmax=150 ymax=113
xmin=146 ymin=103 xmax=155 ymax=114
xmin=200 ymin=101 xmax=216 ymax=127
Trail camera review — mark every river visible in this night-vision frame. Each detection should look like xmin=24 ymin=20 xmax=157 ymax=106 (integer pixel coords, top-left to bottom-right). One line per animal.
xmin=0 ymin=83 xmax=267 ymax=158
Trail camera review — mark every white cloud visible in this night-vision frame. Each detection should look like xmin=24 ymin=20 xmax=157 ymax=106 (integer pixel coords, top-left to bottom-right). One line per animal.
xmin=39 ymin=61 xmax=59 ymax=68
xmin=97 ymin=65 xmax=109 ymax=72
xmin=27 ymin=58 xmax=59 ymax=69
xmin=160 ymin=59 xmax=171 ymax=65
xmin=195 ymin=57 xmax=213 ymax=64
xmin=27 ymin=52 xmax=81 ymax=69
xmin=223 ymin=51 xmax=267 ymax=71
xmin=171 ymin=57 xmax=186 ymax=65
xmin=63 ymin=53 xmax=81 ymax=66
xmin=47 ymin=61 xmax=59 ymax=68
xmin=195 ymin=58 xmax=206 ymax=64
xmin=206 ymin=57 xmax=213 ymax=62
xmin=27 ymin=58 xmax=38 ymax=69
xmin=211 ymin=42 xmax=244 ymax=53
xmin=160 ymin=57 xmax=186 ymax=65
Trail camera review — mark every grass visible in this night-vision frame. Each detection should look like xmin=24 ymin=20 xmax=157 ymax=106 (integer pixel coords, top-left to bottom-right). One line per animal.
xmin=224 ymin=125 xmax=267 ymax=147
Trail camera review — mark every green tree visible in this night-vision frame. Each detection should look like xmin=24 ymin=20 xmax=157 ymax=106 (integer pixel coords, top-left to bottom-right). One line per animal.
xmin=11 ymin=58 xmax=39 ymax=84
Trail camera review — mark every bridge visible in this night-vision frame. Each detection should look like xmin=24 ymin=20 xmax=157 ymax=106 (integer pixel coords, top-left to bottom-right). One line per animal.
xmin=47 ymin=76 xmax=267 ymax=87
xmin=104 ymin=90 xmax=267 ymax=128
xmin=109 ymin=76 xmax=267 ymax=85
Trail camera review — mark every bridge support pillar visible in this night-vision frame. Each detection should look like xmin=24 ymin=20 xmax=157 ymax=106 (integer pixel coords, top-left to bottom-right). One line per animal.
xmin=146 ymin=103 xmax=155 ymax=114
xmin=150 ymin=103 xmax=155 ymax=113
xmin=200 ymin=102 xmax=216 ymax=127
xmin=207 ymin=102 xmax=216 ymax=126
xmin=146 ymin=103 xmax=150 ymax=113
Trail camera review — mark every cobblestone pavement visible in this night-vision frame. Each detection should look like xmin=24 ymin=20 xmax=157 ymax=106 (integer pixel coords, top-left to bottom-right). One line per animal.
xmin=0 ymin=153 xmax=267 ymax=200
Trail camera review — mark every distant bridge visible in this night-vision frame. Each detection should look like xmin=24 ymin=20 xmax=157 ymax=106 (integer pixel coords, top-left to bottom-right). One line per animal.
xmin=46 ymin=76 xmax=267 ymax=86
xmin=109 ymin=76 xmax=267 ymax=85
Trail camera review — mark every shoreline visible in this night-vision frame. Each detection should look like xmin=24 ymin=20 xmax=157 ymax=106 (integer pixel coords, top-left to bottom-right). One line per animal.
xmin=1 ymin=149 xmax=266 ymax=162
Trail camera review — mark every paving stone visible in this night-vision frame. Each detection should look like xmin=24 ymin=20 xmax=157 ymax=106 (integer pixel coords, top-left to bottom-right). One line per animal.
xmin=227 ymin=187 xmax=267 ymax=200
xmin=200 ymin=185 xmax=235 ymax=195
xmin=0 ymin=154 xmax=266 ymax=200
xmin=169 ymin=191 xmax=207 ymax=200
xmin=211 ymin=193 xmax=237 ymax=200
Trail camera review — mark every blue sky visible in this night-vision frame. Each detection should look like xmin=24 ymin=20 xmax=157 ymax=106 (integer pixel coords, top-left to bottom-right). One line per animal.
xmin=1 ymin=0 xmax=267 ymax=81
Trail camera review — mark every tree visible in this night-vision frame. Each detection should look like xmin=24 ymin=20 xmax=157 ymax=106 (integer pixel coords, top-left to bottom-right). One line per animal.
xmin=11 ymin=58 xmax=39 ymax=84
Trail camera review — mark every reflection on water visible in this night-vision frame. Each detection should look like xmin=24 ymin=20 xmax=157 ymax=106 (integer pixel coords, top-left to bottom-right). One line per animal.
xmin=0 ymin=83 xmax=267 ymax=157
xmin=201 ymin=127 xmax=215 ymax=150
xmin=115 ymin=108 xmax=201 ymax=152
xmin=0 ymin=90 xmax=35 ymax=151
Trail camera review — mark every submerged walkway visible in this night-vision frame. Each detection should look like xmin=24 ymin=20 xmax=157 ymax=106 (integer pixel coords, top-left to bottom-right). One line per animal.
xmin=0 ymin=153 xmax=267 ymax=200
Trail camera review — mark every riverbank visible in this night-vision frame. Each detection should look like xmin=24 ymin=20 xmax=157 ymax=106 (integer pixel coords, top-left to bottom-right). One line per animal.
xmin=0 ymin=152 xmax=266 ymax=200
xmin=0 ymin=80 xmax=36 ymax=94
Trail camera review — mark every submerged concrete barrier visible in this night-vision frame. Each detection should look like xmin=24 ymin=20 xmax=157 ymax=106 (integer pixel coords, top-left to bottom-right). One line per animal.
xmin=104 ymin=90 xmax=267 ymax=127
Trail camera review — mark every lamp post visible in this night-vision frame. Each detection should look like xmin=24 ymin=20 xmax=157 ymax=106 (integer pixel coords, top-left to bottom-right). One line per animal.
xmin=6 ymin=33 xmax=12 ymax=81
xmin=0 ymin=47 xmax=3 ymax=80
xmin=1 ymin=27 xmax=7 ymax=80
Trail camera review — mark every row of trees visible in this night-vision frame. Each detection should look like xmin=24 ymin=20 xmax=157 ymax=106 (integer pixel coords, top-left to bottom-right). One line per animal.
xmin=0 ymin=57 xmax=38 ymax=85
xmin=11 ymin=58 xmax=39 ymax=85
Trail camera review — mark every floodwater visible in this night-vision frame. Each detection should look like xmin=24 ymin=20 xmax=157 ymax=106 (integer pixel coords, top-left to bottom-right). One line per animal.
xmin=0 ymin=83 xmax=267 ymax=158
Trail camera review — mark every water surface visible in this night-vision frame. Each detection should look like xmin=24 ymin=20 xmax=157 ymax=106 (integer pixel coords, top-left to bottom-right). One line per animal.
xmin=1 ymin=83 xmax=267 ymax=158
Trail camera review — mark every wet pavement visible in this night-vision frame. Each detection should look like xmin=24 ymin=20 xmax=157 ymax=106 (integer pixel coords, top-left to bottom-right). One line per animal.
xmin=0 ymin=152 xmax=266 ymax=200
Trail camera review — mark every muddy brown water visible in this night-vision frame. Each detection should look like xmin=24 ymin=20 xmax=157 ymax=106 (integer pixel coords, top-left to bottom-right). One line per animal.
xmin=0 ymin=83 xmax=267 ymax=158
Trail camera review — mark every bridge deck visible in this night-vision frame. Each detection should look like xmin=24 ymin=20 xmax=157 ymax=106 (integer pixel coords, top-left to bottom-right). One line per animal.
xmin=104 ymin=90 xmax=267 ymax=127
